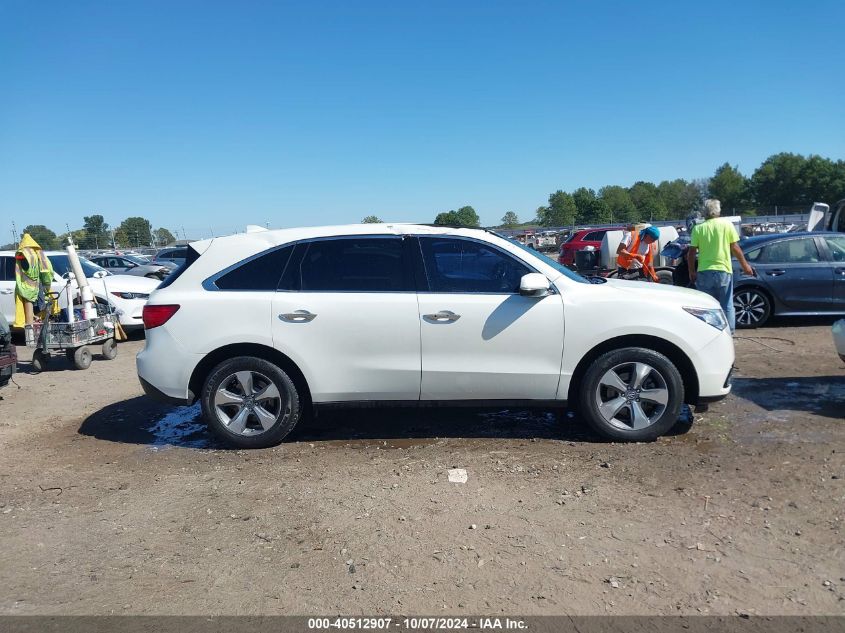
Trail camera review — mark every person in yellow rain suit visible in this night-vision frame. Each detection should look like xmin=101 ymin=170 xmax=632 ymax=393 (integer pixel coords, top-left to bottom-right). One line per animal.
xmin=13 ymin=234 xmax=54 ymax=327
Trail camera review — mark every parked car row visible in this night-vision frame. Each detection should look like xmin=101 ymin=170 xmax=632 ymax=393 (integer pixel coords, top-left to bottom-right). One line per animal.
xmin=0 ymin=251 xmax=160 ymax=331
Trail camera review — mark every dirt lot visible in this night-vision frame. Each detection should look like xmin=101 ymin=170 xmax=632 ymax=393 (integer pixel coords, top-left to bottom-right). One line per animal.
xmin=0 ymin=323 xmax=843 ymax=616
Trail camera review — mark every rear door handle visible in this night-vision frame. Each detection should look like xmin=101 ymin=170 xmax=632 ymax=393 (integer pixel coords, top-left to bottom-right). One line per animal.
xmin=278 ymin=310 xmax=317 ymax=323
xmin=424 ymin=310 xmax=461 ymax=322
xmin=766 ymin=269 xmax=786 ymax=276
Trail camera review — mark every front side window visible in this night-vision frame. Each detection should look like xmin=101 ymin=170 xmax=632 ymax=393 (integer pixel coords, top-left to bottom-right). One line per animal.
xmin=419 ymin=237 xmax=530 ymax=293
xmin=825 ymin=236 xmax=845 ymax=262
xmin=761 ymin=238 xmax=821 ymax=264
xmin=286 ymin=237 xmax=411 ymax=292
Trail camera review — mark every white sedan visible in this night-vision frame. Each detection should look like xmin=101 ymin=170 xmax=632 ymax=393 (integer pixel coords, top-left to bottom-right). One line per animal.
xmin=0 ymin=251 xmax=159 ymax=331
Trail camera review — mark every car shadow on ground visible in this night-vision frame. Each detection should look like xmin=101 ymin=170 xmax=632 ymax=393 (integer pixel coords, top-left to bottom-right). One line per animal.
xmin=731 ymin=376 xmax=845 ymax=417
xmin=78 ymin=396 xmax=696 ymax=449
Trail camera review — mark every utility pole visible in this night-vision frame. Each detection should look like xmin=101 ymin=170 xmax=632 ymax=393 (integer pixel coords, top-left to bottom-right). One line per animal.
xmin=181 ymin=226 xmax=187 ymax=241
xmin=11 ymin=220 xmax=18 ymax=245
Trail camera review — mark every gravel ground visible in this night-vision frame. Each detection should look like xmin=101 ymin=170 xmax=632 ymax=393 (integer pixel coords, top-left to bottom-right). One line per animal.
xmin=0 ymin=321 xmax=843 ymax=615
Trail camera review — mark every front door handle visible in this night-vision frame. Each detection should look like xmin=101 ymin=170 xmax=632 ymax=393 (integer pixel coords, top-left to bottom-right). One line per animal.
xmin=279 ymin=310 xmax=317 ymax=323
xmin=766 ymin=269 xmax=786 ymax=276
xmin=424 ymin=310 xmax=461 ymax=322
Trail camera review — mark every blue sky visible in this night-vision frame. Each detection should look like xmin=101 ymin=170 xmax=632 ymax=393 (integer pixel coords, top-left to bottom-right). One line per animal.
xmin=1 ymin=0 xmax=843 ymax=239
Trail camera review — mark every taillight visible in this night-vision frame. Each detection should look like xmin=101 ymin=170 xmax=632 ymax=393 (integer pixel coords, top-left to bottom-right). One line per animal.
xmin=142 ymin=304 xmax=180 ymax=329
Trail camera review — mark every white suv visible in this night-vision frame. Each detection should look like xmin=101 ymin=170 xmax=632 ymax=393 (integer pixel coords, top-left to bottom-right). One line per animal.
xmin=137 ymin=224 xmax=733 ymax=448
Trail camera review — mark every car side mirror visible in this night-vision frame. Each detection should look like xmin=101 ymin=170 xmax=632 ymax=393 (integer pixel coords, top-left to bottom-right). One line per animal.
xmin=92 ymin=270 xmax=108 ymax=279
xmin=519 ymin=273 xmax=551 ymax=297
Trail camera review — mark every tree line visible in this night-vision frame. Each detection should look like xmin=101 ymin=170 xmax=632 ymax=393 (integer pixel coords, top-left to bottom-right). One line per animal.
xmin=6 ymin=152 xmax=843 ymax=250
xmin=427 ymin=152 xmax=845 ymax=229
xmin=2 ymin=215 xmax=177 ymax=251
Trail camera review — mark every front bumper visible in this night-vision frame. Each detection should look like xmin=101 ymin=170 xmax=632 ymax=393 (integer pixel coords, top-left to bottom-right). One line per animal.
xmin=692 ymin=330 xmax=734 ymax=403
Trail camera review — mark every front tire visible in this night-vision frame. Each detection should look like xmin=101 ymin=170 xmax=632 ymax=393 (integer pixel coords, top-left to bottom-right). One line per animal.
xmin=733 ymin=287 xmax=771 ymax=328
xmin=579 ymin=347 xmax=684 ymax=441
xmin=200 ymin=356 xmax=302 ymax=448
xmin=73 ymin=346 xmax=92 ymax=370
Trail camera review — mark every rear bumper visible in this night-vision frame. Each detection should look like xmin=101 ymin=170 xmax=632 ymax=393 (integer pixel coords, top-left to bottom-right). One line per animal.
xmin=0 ymin=355 xmax=16 ymax=386
xmin=139 ymin=376 xmax=192 ymax=406
xmin=136 ymin=327 xmax=200 ymax=404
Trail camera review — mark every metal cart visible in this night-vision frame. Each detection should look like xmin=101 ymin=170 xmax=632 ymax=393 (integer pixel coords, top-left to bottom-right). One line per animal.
xmin=25 ymin=314 xmax=118 ymax=372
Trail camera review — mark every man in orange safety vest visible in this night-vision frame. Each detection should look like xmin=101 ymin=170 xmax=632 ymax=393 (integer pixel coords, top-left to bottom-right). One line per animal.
xmin=616 ymin=225 xmax=660 ymax=282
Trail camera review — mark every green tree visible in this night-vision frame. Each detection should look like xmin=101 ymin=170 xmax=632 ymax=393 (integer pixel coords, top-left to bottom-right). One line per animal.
xmin=434 ymin=205 xmax=480 ymax=227
xmin=154 ymin=228 xmax=176 ymax=245
xmin=82 ymin=214 xmax=110 ymax=249
xmin=750 ymin=153 xmax=804 ymax=207
xmin=361 ymin=215 xmax=383 ymax=224
xmin=572 ymin=187 xmax=610 ymax=224
xmin=751 ymin=153 xmax=845 ymax=207
xmin=539 ymin=191 xmax=577 ymax=226
xmin=57 ymin=229 xmax=87 ymax=248
xmin=21 ymin=225 xmax=59 ymax=249
xmin=708 ymin=164 xmax=748 ymax=212
xmin=628 ymin=181 xmax=667 ymax=222
xmin=598 ymin=186 xmax=637 ymax=224
xmin=117 ymin=217 xmax=153 ymax=247
xmin=500 ymin=211 xmax=520 ymax=228
xmin=657 ymin=179 xmax=701 ymax=218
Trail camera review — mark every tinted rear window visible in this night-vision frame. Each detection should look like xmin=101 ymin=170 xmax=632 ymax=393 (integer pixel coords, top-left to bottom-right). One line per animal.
xmin=157 ymin=247 xmax=200 ymax=289
xmin=214 ymin=245 xmax=294 ymax=291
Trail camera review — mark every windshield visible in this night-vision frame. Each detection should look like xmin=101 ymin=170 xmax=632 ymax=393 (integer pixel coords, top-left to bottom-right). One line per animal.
xmin=497 ymin=234 xmax=589 ymax=284
xmin=49 ymin=254 xmax=110 ymax=278
xmin=124 ymin=255 xmax=149 ymax=265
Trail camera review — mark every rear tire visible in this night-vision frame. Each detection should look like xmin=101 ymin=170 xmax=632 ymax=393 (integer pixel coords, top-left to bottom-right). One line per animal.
xmin=579 ymin=347 xmax=684 ymax=441
xmin=656 ymin=269 xmax=674 ymax=285
xmin=31 ymin=350 xmax=47 ymax=373
xmin=201 ymin=356 xmax=303 ymax=449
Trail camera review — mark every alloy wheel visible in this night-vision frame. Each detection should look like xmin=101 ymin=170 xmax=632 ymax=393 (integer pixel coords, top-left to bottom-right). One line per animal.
xmin=594 ymin=362 xmax=669 ymax=431
xmin=734 ymin=290 xmax=768 ymax=327
xmin=214 ymin=370 xmax=289 ymax=436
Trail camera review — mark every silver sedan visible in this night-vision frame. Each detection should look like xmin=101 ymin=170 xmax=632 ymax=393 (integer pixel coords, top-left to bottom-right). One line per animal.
xmin=90 ymin=254 xmax=171 ymax=280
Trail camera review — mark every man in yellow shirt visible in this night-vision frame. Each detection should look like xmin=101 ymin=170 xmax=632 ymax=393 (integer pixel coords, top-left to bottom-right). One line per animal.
xmin=687 ymin=199 xmax=755 ymax=333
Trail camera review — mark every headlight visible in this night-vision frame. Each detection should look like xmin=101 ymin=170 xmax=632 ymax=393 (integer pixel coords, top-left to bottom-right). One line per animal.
xmin=683 ymin=306 xmax=727 ymax=331
xmin=111 ymin=292 xmax=150 ymax=300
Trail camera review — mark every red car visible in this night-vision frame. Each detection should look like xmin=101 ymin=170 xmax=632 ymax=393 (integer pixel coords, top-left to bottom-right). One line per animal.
xmin=558 ymin=227 xmax=623 ymax=266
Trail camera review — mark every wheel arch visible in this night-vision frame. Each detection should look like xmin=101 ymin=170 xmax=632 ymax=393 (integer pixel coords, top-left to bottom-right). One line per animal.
xmin=567 ymin=335 xmax=700 ymax=405
xmin=188 ymin=343 xmax=312 ymax=408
